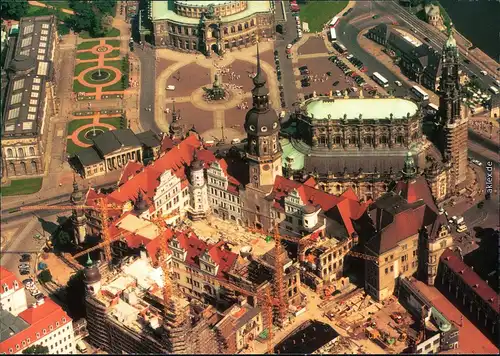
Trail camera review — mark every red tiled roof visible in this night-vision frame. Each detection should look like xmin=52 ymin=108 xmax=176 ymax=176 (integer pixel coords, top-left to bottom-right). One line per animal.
xmin=302 ymin=176 xmax=317 ymax=187
xmin=0 ymin=299 xmax=71 ymax=354
xmin=174 ymin=230 xmax=238 ymax=279
xmin=394 ymin=176 xmax=438 ymax=213
xmin=411 ymin=279 xmax=499 ymax=355
xmin=217 ymin=159 xmax=242 ymax=192
xmin=272 ymin=176 xmax=368 ymax=236
xmin=160 ymin=135 xmax=175 ymax=152
xmin=440 ymin=249 xmax=499 ymax=313
xmin=0 ymin=267 xmax=21 ymax=292
xmin=86 ymin=136 xmax=216 ymax=209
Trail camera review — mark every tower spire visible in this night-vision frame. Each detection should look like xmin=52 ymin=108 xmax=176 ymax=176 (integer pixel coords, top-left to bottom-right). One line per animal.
xmin=172 ymin=100 xmax=178 ymax=122
xmin=253 ymin=40 xmax=265 ymax=87
xmin=402 ymin=151 xmax=417 ymax=180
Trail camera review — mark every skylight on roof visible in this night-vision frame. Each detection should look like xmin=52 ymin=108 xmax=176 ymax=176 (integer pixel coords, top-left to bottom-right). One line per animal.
xmin=37 ymin=55 xmax=44 ymax=61
xmin=27 ymin=114 xmax=36 ymax=121
xmin=10 ymin=93 xmax=22 ymax=105
xmin=20 ymin=49 xmax=30 ymax=56
xmin=13 ymin=79 xmax=25 ymax=91
xmin=29 ymin=99 xmax=38 ymax=106
xmin=5 ymin=125 xmax=15 ymax=132
xmin=31 ymin=92 xmax=39 ymax=98
xmin=23 ymin=24 xmax=34 ymax=35
xmin=40 ymin=42 xmax=46 ymax=48
xmin=38 ymin=48 xmax=46 ymax=54
xmin=33 ymin=77 xmax=41 ymax=84
xmin=8 ymin=108 xmax=20 ymax=120
xmin=42 ymin=24 xmax=49 ymax=29
xmin=21 ymin=37 xmax=32 ymax=48
xmin=41 ymin=29 xmax=49 ymax=36
xmin=32 ymin=84 xmax=40 ymax=92
xmin=22 ymin=122 xmax=33 ymax=130
xmin=37 ymin=62 xmax=48 ymax=76
xmin=28 ymin=106 xmax=37 ymax=113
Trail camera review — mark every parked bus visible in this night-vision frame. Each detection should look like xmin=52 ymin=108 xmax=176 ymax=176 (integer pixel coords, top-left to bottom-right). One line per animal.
xmin=329 ymin=16 xmax=339 ymax=28
xmin=333 ymin=42 xmax=347 ymax=54
xmin=329 ymin=27 xmax=337 ymax=41
xmin=489 ymin=86 xmax=499 ymax=95
xmin=412 ymin=85 xmax=429 ymax=101
xmin=372 ymin=72 xmax=389 ymax=88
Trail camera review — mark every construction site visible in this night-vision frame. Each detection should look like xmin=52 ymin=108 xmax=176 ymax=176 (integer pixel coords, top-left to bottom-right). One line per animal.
xmin=22 ymin=193 xmax=458 ymax=355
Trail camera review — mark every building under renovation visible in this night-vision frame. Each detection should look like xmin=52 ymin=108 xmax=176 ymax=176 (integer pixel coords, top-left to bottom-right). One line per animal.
xmin=82 ymin=252 xmax=269 ymax=354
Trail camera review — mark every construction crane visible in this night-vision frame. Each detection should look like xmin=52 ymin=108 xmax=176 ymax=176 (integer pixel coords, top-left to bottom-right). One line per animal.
xmin=149 ymin=218 xmax=175 ymax=320
xmin=21 ymin=198 xmax=121 ymax=264
xmin=243 ymin=207 xmax=379 ymax=264
xmin=272 ymin=223 xmax=287 ymax=327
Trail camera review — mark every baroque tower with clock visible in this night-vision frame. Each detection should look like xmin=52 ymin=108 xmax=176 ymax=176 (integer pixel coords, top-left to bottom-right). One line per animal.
xmin=244 ymin=43 xmax=282 ymax=188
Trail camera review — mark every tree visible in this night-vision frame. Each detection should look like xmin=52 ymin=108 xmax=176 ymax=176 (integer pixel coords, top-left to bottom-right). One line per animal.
xmin=53 ymin=229 xmax=72 ymax=247
xmin=0 ymin=0 xmax=28 ymax=20
xmin=23 ymin=345 xmax=49 ymax=354
xmin=38 ymin=269 xmax=52 ymax=283
xmin=67 ymin=1 xmax=104 ymax=37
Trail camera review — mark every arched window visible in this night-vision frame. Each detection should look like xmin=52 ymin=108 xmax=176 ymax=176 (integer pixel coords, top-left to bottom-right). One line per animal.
xmin=380 ymin=136 xmax=388 ymax=144
xmin=364 ymin=136 xmax=372 ymax=145
xmin=231 ymin=26 xmax=235 ymax=33
xmin=20 ymin=162 xmax=27 ymax=175
xmin=238 ymin=24 xmax=243 ymax=31
xmin=250 ymin=19 xmax=255 ymax=27
xmin=396 ymin=135 xmax=404 ymax=144
xmin=223 ymin=27 xmax=228 ymax=35
xmin=18 ymin=148 xmax=24 ymax=158
xmin=31 ymin=161 xmax=37 ymax=173
xmin=8 ymin=162 xmax=15 ymax=175
xmin=334 ymin=136 xmax=341 ymax=144
xmin=336 ymin=184 xmax=341 ymax=192
xmin=7 ymin=148 xmax=13 ymax=157
xmin=350 ymin=136 xmax=357 ymax=144
xmin=29 ymin=147 xmax=35 ymax=156
xmin=244 ymin=22 xmax=249 ymax=29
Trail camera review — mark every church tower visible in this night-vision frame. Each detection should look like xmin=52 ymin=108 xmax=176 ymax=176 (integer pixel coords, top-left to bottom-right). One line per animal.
xmin=169 ymin=100 xmax=184 ymax=139
xmin=71 ymin=176 xmax=87 ymax=245
xmin=189 ymin=150 xmax=210 ymax=220
xmin=439 ymin=26 xmax=468 ymax=187
xmin=244 ymin=43 xmax=282 ymax=188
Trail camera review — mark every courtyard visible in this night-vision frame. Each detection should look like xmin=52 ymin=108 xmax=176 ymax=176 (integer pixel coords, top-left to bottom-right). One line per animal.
xmin=154 ymin=41 xmax=280 ymax=142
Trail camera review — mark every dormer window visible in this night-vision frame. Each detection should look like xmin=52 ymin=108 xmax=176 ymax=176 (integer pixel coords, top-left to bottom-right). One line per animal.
xmin=2 ymin=284 xmax=8 ymax=293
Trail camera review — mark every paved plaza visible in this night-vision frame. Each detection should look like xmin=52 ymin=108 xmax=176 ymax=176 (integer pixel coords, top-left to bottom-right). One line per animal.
xmin=154 ymin=41 xmax=279 ymax=142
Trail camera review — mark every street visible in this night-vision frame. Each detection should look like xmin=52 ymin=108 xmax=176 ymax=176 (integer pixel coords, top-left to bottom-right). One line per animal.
xmin=335 ymin=1 xmax=497 ymax=100
xmin=134 ymin=43 xmax=160 ymax=134
xmin=274 ymin=0 xmax=299 ymax=120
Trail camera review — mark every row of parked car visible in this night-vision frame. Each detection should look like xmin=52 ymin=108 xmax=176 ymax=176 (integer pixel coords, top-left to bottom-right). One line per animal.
xmin=22 ymin=278 xmax=45 ymax=305
xmin=18 ymin=254 xmax=31 ymax=275
xmin=329 ymin=55 xmax=367 ymax=87
xmin=273 ymin=50 xmax=286 ymax=108
xmin=346 ymin=54 xmax=367 ymax=73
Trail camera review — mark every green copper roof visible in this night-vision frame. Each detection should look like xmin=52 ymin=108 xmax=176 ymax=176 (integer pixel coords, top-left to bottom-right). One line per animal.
xmin=85 ymin=254 xmax=93 ymax=267
xmin=281 ymin=139 xmax=305 ymax=171
xmin=304 ymin=98 xmax=418 ymax=121
xmin=176 ymin=1 xmax=238 ymax=6
xmin=152 ymin=1 xmax=271 ymax=24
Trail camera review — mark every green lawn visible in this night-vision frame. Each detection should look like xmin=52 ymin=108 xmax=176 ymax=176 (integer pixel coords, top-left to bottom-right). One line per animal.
xmin=73 ymin=79 xmax=96 ymax=93
xmin=299 ymin=0 xmax=348 ymax=32
xmin=1 ymin=178 xmax=43 ymax=196
xmin=76 ymin=52 xmax=99 ymax=60
xmin=66 ymin=139 xmax=84 ymax=155
xmin=77 ymin=41 xmax=100 ymax=50
xmin=79 ymin=27 xmax=121 ymax=39
xmin=26 ymin=5 xmax=69 ymax=20
xmin=101 ymin=116 xmax=123 ymax=129
xmin=102 ymin=81 xmax=125 ymax=92
xmin=77 ymin=126 xmax=111 ymax=145
xmin=83 ymin=69 xmax=117 ymax=85
xmin=74 ymin=61 xmax=97 ymax=75
xmin=104 ymin=49 xmax=121 ymax=59
xmin=105 ymin=40 xmax=121 ymax=48
xmin=104 ymin=60 xmax=122 ymax=70
xmin=67 ymin=119 xmax=93 ymax=135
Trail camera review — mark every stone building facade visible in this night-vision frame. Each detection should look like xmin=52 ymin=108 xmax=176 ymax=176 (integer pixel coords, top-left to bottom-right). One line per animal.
xmin=151 ymin=1 xmax=274 ymax=56
xmin=1 ymin=15 xmax=57 ymax=178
